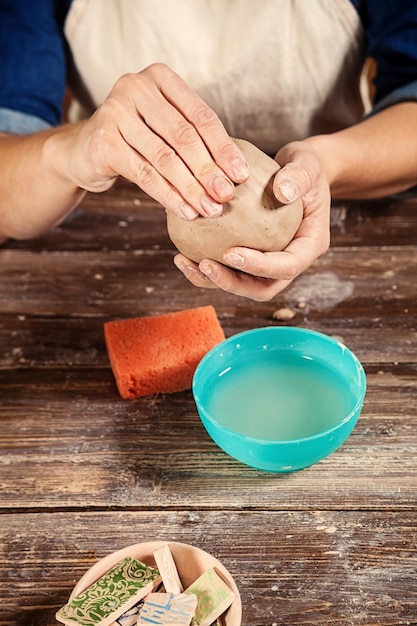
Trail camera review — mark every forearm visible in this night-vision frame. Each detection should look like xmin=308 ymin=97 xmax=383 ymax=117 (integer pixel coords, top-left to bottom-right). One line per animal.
xmin=0 ymin=124 xmax=87 ymax=242
xmin=306 ymin=102 xmax=417 ymax=199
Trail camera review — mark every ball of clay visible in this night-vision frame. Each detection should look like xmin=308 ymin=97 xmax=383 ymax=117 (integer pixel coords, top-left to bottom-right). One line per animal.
xmin=166 ymin=138 xmax=303 ymax=266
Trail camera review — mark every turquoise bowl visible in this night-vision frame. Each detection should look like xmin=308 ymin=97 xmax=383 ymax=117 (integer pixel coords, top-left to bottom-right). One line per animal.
xmin=192 ymin=327 xmax=366 ymax=472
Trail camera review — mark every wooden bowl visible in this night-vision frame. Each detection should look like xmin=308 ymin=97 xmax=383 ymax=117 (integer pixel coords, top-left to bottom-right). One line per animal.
xmin=69 ymin=540 xmax=242 ymax=625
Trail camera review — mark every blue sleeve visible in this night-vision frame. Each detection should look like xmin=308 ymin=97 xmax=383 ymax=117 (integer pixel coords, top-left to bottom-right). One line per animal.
xmin=362 ymin=0 xmax=417 ymax=105
xmin=0 ymin=0 xmax=71 ymax=131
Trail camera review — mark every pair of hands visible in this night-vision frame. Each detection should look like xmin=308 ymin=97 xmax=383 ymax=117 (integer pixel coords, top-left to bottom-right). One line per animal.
xmin=69 ymin=63 xmax=331 ymax=301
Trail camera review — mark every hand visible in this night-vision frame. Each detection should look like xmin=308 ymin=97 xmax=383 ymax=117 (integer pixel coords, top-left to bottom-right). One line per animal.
xmin=66 ymin=63 xmax=249 ymax=218
xmin=173 ymin=141 xmax=331 ymax=301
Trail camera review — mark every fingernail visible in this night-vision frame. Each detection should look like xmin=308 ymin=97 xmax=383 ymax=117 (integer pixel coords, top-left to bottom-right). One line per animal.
xmin=223 ymin=252 xmax=245 ymax=268
xmin=201 ymin=262 xmax=219 ymax=281
xmin=212 ymin=175 xmax=235 ymax=199
xmin=174 ymin=258 xmax=192 ymax=277
xmin=277 ymin=179 xmax=298 ymax=203
xmin=179 ymin=202 xmax=199 ymax=220
xmin=232 ymin=157 xmax=250 ymax=181
xmin=201 ymin=196 xmax=223 ymax=217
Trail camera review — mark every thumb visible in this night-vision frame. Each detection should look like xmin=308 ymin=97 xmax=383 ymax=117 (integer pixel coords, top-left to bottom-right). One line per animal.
xmin=273 ymin=141 xmax=321 ymax=204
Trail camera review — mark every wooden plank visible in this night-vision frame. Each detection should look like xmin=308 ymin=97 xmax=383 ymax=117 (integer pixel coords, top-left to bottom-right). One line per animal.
xmin=3 ymin=183 xmax=417 ymax=252
xmin=0 ymin=368 xmax=415 ymax=511
xmin=1 ymin=179 xmax=416 ymax=626
xmin=0 ymin=240 xmax=416 ymax=367
xmin=330 ymin=196 xmax=417 ymax=246
xmin=1 ymin=312 xmax=416 ymax=368
xmin=0 ymin=246 xmax=416 ymax=318
xmin=0 ymin=510 xmax=416 ymax=626
xmin=0 ymin=184 xmax=173 ymax=253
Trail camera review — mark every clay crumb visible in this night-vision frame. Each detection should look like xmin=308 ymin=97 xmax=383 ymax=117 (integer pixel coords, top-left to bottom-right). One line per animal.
xmin=272 ymin=307 xmax=296 ymax=321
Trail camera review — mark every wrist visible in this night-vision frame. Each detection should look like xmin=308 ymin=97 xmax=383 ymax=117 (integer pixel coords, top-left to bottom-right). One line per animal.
xmin=43 ymin=122 xmax=87 ymax=192
xmin=303 ymin=134 xmax=342 ymax=192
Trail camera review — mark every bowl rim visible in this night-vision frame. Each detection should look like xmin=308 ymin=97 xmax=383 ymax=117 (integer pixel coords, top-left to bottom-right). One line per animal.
xmin=193 ymin=326 xmax=367 ymax=445
xmin=68 ymin=540 xmax=242 ymax=623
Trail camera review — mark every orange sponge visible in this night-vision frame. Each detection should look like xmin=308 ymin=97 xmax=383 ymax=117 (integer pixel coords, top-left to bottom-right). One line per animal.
xmin=104 ymin=305 xmax=225 ymax=399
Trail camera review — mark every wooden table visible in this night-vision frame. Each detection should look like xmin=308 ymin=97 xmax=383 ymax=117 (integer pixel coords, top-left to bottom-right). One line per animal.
xmin=1 ymin=181 xmax=416 ymax=626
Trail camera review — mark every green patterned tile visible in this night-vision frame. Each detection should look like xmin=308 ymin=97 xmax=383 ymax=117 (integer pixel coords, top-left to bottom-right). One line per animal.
xmin=56 ymin=557 xmax=160 ymax=626
xmin=186 ymin=568 xmax=235 ymax=626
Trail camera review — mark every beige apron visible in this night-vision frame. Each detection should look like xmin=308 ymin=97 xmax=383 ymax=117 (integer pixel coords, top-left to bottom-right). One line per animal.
xmin=65 ymin=0 xmax=366 ymax=154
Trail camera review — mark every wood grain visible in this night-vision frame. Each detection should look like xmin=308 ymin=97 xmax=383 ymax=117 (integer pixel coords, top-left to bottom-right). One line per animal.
xmin=0 ymin=511 xmax=416 ymax=626
xmin=1 ymin=183 xmax=416 ymax=626
xmin=0 ymin=366 xmax=416 ymax=511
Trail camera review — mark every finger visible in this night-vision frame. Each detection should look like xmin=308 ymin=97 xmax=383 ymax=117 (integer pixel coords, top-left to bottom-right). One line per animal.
xmin=131 ymin=66 xmax=250 ymax=194
xmin=222 ymin=219 xmax=330 ymax=283
xmin=118 ymin=109 xmax=224 ymax=217
xmin=175 ymin=251 xmax=293 ymax=301
xmin=221 ymin=245 xmax=310 ymax=284
xmin=155 ymin=66 xmax=250 ymax=181
xmin=273 ymin=142 xmax=322 ymax=203
xmin=173 ymin=254 xmax=218 ymax=289
xmin=198 ymin=258 xmax=290 ymax=301
xmin=100 ymin=134 xmax=204 ymax=220
xmin=139 ymin=93 xmax=237 ymax=205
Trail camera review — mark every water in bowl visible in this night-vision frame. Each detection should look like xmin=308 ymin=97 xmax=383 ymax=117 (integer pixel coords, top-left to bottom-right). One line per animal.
xmin=207 ymin=352 xmax=352 ymax=441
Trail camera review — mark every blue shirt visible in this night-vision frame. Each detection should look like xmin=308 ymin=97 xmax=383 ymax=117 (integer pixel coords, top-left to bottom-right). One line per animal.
xmin=0 ymin=0 xmax=70 ymax=132
xmin=1 ymin=0 xmax=417 ymax=133
xmin=355 ymin=0 xmax=417 ymax=114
